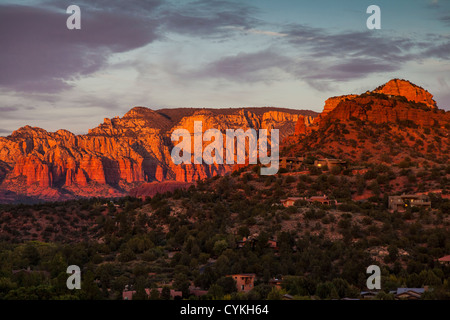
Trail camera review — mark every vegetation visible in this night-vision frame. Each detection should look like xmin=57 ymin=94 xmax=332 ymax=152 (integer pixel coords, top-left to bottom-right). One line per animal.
xmin=0 ymin=163 xmax=449 ymax=300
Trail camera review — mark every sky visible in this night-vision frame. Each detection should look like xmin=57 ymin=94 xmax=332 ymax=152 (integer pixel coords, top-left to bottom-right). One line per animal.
xmin=1 ymin=0 xmax=450 ymax=135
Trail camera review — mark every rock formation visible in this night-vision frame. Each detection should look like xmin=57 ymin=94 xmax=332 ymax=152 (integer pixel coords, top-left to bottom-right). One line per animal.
xmin=293 ymin=79 xmax=446 ymax=134
xmin=0 ymin=107 xmax=315 ymax=202
xmin=373 ymin=79 xmax=437 ymax=109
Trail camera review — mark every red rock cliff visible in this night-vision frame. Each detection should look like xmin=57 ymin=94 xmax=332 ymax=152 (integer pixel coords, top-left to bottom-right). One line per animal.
xmin=0 ymin=107 xmax=314 ymax=202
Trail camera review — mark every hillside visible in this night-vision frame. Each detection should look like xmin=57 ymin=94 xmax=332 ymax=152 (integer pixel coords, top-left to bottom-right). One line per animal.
xmin=0 ymin=164 xmax=448 ymax=300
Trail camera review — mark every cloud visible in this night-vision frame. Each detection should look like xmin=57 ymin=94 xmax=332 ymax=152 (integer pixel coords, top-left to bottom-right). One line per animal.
xmin=284 ymin=25 xmax=415 ymax=63
xmin=159 ymin=0 xmax=259 ymax=37
xmin=0 ymin=105 xmax=35 ymax=113
xmin=0 ymin=2 xmax=161 ymax=93
xmin=195 ymin=50 xmax=292 ymax=82
xmin=222 ymin=26 xmax=287 ymax=37
xmin=439 ymin=15 xmax=450 ymax=26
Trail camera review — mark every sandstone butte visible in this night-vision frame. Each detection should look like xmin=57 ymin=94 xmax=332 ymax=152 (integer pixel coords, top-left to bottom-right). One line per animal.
xmin=293 ymin=79 xmax=449 ymax=136
xmin=0 ymin=107 xmax=315 ymax=202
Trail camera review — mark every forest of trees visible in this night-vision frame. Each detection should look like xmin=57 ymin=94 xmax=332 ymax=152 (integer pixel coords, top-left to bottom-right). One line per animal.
xmin=0 ymin=163 xmax=449 ymax=300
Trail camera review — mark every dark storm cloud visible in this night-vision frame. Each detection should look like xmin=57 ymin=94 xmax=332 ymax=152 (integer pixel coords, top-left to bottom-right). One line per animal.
xmin=0 ymin=2 xmax=161 ymax=93
xmin=0 ymin=0 xmax=260 ymax=93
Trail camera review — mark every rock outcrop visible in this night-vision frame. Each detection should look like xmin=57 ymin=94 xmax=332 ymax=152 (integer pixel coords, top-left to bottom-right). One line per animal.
xmin=293 ymin=79 xmax=445 ymax=135
xmin=323 ymin=95 xmax=448 ymax=126
xmin=322 ymin=95 xmax=359 ymax=116
xmin=373 ymin=79 xmax=437 ymax=109
xmin=0 ymin=107 xmax=316 ymax=202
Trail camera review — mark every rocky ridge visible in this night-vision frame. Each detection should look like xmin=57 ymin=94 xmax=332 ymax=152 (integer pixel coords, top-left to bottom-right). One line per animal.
xmin=0 ymin=107 xmax=314 ymax=202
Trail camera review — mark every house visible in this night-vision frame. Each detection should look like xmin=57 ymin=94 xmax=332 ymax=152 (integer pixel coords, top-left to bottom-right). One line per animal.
xmin=12 ymin=267 xmax=50 ymax=278
xmin=236 ymin=237 xmax=256 ymax=249
xmin=388 ymin=194 xmax=431 ymax=211
xmin=267 ymin=239 xmax=278 ymax=250
xmin=395 ymin=288 xmax=426 ymax=300
xmin=189 ymin=286 xmax=208 ymax=297
xmin=228 ymin=274 xmax=256 ymax=292
xmin=314 ymin=159 xmax=347 ymax=170
xmin=281 ymin=195 xmax=337 ymax=207
xmin=122 ymin=287 xmax=183 ymax=300
xmin=438 ymin=255 xmax=450 ymax=266
xmin=280 ymin=197 xmax=303 ymax=207
xmin=306 ymin=195 xmax=337 ymax=205
xmin=360 ymin=291 xmax=378 ymax=299
xmin=280 ymin=157 xmax=304 ymax=171
xmin=269 ymin=277 xmax=283 ymax=290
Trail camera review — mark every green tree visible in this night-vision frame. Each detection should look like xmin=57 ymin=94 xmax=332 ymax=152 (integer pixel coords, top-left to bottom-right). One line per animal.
xmin=22 ymin=244 xmax=40 ymax=266
xmin=161 ymin=286 xmax=171 ymax=300
xmin=149 ymin=288 xmax=160 ymax=300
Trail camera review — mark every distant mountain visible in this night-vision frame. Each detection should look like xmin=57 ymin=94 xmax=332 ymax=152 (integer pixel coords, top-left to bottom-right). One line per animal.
xmin=0 ymin=107 xmax=316 ymax=203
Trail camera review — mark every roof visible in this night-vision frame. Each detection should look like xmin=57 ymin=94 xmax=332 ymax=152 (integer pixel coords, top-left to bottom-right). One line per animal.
xmin=438 ymin=255 xmax=450 ymax=262
xmin=229 ymin=273 xmax=256 ymax=277
xmin=309 ymin=195 xmax=328 ymax=200
xmin=281 ymin=197 xmax=302 ymax=201
xmin=396 ymin=288 xmax=425 ymax=295
xmin=360 ymin=291 xmax=378 ymax=296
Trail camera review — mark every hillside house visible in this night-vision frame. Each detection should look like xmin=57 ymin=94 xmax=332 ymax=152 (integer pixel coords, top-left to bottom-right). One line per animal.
xmin=281 ymin=195 xmax=337 ymax=207
xmin=438 ymin=255 xmax=450 ymax=266
xmin=280 ymin=157 xmax=304 ymax=171
xmin=122 ymin=287 xmax=183 ymax=300
xmin=236 ymin=237 xmax=256 ymax=249
xmin=228 ymin=274 xmax=256 ymax=292
xmin=267 ymin=238 xmax=278 ymax=250
xmin=388 ymin=194 xmax=431 ymax=211
xmin=360 ymin=291 xmax=378 ymax=299
xmin=314 ymin=159 xmax=347 ymax=170
xmin=394 ymin=288 xmax=427 ymax=300
xmin=306 ymin=195 xmax=337 ymax=205
xmin=12 ymin=267 xmax=50 ymax=278
xmin=280 ymin=197 xmax=302 ymax=207
xmin=269 ymin=277 xmax=283 ymax=290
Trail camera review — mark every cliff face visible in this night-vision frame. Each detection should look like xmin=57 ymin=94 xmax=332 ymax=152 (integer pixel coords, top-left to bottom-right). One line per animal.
xmin=0 ymin=107 xmax=315 ymax=202
xmin=322 ymin=95 xmax=359 ymax=116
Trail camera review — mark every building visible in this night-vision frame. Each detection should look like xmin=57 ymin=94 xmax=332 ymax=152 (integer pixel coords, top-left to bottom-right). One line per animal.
xmin=280 ymin=157 xmax=304 ymax=171
xmin=12 ymin=267 xmax=50 ymax=278
xmin=280 ymin=197 xmax=303 ymax=207
xmin=306 ymin=195 xmax=337 ymax=205
xmin=360 ymin=291 xmax=378 ymax=299
xmin=267 ymin=239 xmax=278 ymax=250
xmin=438 ymin=255 xmax=450 ymax=266
xmin=388 ymin=194 xmax=431 ymax=211
xmin=269 ymin=277 xmax=283 ymax=290
xmin=236 ymin=236 xmax=256 ymax=249
xmin=394 ymin=288 xmax=426 ymax=300
xmin=122 ymin=287 xmax=183 ymax=300
xmin=228 ymin=274 xmax=256 ymax=292
xmin=281 ymin=195 xmax=337 ymax=207
xmin=314 ymin=159 xmax=347 ymax=170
